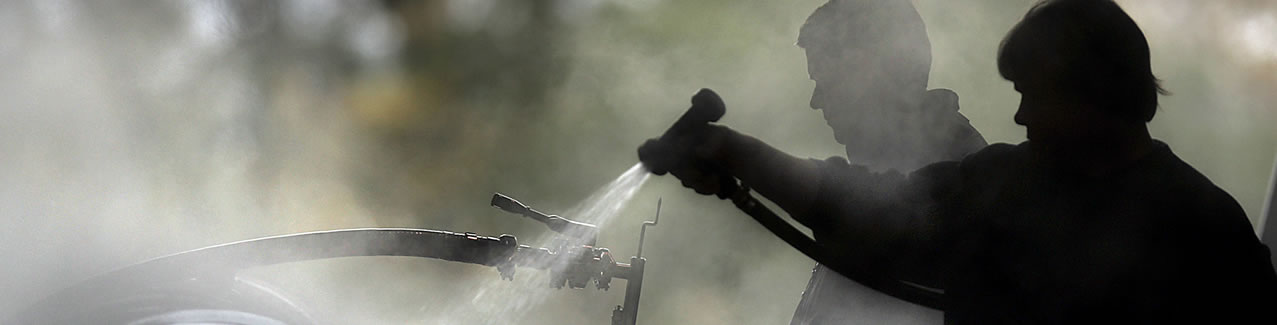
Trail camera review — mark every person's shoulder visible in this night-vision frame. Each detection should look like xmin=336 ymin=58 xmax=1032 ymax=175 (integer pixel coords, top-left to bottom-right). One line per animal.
xmin=1148 ymin=142 xmax=1231 ymax=200
xmin=932 ymin=142 xmax=1026 ymax=188
xmin=924 ymin=88 xmax=988 ymax=157
xmin=1148 ymin=142 xmax=1253 ymax=232
xmin=959 ymin=142 xmax=1025 ymax=169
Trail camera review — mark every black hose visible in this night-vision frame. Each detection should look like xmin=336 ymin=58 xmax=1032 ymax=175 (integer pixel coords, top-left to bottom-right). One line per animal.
xmin=130 ymin=228 xmax=517 ymax=274
xmin=727 ymin=187 xmax=946 ymax=310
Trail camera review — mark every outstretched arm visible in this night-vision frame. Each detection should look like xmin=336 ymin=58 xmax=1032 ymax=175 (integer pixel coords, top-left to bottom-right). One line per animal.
xmin=802 ymin=157 xmax=963 ymax=287
xmin=638 ymin=124 xmax=962 ymax=286
xmin=638 ymin=124 xmax=824 ymax=217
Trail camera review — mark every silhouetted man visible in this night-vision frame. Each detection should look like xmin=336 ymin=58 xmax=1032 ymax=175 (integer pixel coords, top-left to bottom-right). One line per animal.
xmin=639 ymin=0 xmax=1277 ymax=322
xmin=791 ymin=1 xmax=984 ymax=324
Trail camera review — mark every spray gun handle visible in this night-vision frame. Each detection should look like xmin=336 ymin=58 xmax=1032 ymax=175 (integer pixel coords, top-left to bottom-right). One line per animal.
xmin=672 ymin=89 xmax=742 ymax=198
xmin=642 ymin=89 xmax=727 ymax=176
xmin=661 ymin=88 xmax=725 ymax=140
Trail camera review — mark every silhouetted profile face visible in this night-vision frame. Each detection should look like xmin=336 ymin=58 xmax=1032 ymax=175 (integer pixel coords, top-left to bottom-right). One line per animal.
xmin=999 ymin=0 xmax=1166 ymax=151
xmin=799 ymin=0 xmax=933 ymax=156
xmin=1011 ymin=69 xmax=1106 ymax=148
xmin=805 ymin=44 xmax=901 ymax=146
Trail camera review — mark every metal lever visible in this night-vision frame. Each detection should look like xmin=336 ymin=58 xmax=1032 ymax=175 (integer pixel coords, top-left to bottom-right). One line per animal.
xmin=637 ymin=198 xmax=660 ymax=258
xmin=612 ymin=198 xmax=661 ymax=325
xmin=491 ymin=192 xmax=598 ymax=245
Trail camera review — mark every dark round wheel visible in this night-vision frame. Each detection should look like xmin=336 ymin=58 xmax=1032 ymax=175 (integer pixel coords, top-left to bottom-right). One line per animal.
xmin=125 ymin=309 xmax=289 ymax=325
xmin=11 ymin=275 xmax=315 ymax=325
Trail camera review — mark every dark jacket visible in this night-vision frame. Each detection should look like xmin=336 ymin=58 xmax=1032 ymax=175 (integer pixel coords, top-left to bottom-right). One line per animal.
xmin=804 ymin=141 xmax=1277 ymax=324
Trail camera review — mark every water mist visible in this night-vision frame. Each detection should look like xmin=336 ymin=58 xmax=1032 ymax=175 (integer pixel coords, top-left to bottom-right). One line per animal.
xmin=419 ymin=163 xmax=650 ymax=324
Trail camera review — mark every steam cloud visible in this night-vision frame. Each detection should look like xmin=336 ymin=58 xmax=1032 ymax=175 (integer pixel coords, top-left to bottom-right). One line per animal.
xmin=1 ymin=0 xmax=1272 ymax=324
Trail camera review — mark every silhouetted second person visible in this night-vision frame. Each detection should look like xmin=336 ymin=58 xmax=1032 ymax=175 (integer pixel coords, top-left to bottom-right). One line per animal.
xmin=791 ymin=0 xmax=984 ymax=324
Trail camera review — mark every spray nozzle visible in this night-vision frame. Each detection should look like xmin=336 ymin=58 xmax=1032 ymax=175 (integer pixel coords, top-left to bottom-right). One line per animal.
xmin=491 ymin=192 xmax=598 ymax=245
xmin=639 ymin=88 xmax=727 ymax=175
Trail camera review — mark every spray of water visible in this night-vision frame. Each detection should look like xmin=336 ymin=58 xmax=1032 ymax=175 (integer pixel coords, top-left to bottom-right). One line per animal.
xmin=564 ymin=163 xmax=652 ymax=226
xmin=419 ymin=163 xmax=651 ymax=324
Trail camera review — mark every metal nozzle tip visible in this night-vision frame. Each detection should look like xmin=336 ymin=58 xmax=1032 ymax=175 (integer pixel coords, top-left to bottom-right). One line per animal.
xmin=491 ymin=192 xmax=529 ymax=214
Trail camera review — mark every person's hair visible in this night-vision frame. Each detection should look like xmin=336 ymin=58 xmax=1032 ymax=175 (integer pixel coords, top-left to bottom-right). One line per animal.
xmin=998 ymin=0 xmax=1168 ymax=122
xmin=798 ymin=0 xmax=932 ymax=91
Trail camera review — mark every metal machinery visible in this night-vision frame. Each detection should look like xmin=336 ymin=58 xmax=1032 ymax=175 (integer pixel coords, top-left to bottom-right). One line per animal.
xmin=9 ymin=193 xmax=660 ymax=325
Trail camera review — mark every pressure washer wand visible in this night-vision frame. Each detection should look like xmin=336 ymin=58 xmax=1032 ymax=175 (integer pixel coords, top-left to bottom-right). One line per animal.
xmin=491 ymin=192 xmax=599 ymax=246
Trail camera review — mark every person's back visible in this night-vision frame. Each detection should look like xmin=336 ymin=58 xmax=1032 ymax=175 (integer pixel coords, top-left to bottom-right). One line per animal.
xmin=917 ymin=141 xmax=1276 ymax=323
